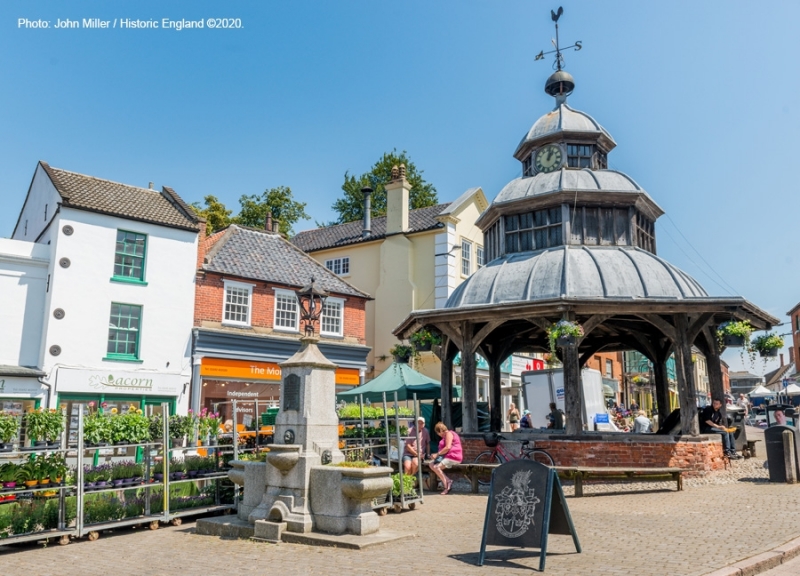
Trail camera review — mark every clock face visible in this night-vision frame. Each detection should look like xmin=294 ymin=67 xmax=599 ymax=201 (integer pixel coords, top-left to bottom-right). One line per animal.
xmin=534 ymin=145 xmax=563 ymax=173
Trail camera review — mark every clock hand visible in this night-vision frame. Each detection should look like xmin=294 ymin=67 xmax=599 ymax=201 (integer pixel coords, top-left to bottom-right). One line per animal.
xmin=547 ymin=149 xmax=554 ymax=161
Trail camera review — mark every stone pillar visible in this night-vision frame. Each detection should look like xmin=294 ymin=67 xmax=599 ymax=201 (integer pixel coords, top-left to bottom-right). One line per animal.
xmin=563 ymin=345 xmax=583 ymax=435
xmin=674 ymin=315 xmax=699 ymax=436
xmin=461 ymin=344 xmax=478 ymax=433
xmin=653 ymin=356 xmax=671 ymax=429
xmin=489 ymin=357 xmax=503 ymax=433
xmin=441 ymin=352 xmax=453 ymax=429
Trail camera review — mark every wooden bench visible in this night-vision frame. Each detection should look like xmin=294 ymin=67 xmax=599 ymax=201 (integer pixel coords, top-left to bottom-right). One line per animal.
xmin=555 ymin=466 xmax=687 ymax=497
xmin=422 ymin=462 xmax=499 ymax=493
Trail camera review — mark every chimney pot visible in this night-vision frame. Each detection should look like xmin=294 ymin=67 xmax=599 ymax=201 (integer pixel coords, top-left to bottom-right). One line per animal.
xmin=148 ymin=182 xmax=154 ymax=190
xmin=265 ymin=211 xmax=273 ymax=231
xmin=780 ymin=353 xmax=784 ymax=367
xmin=272 ymin=220 xmax=280 ymax=234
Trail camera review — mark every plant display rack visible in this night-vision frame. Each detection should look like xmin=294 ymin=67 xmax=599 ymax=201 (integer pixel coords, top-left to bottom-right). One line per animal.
xmin=0 ymin=403 xmax=236 ymax=546
xmin=382 ymin=392 xmax=424 ymax=514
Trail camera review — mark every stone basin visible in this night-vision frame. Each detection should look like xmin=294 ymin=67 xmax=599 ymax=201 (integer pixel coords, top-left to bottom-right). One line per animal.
xmin=228 ymin=460 xmax=246 ymax=487
xmin=339 ymin=466 xmax=393 ymax=502
xmin=266 ymin=444 xmax=301 ymax=473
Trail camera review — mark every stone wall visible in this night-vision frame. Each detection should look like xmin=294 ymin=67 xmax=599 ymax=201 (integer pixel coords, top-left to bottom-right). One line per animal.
xmin=460 ymin=433 xmax=727 ymax=475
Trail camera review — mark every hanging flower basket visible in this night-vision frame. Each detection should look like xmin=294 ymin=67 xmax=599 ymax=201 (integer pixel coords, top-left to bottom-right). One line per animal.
xmin=410 ymin=328 xmax=441 ymax=353
xmin=390 ymin=344 xmax=413 ymax=364
xmin=547 ymin=321 xmax=584 ymax=356
xmin=717 ymin=320 xmax=752 ymax=349
xmin=752 ymin=333 xmax=784 ymax=359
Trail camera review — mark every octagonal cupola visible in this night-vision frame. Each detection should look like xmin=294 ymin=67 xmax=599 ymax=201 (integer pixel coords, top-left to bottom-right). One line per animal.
xmin=476 ymin=69 xmax=665 ymax=266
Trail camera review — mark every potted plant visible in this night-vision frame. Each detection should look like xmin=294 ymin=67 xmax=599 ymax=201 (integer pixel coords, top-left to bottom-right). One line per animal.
xmin=197 ymin=408 xmax=223 ymax=445
xmin=717 ymin=320 xmax=753 ymax=348
xmin=0 ymin=462 xmax=18 ymax=490
xmin=169 ymin=413 xmax=196 ymax=447
xmin=152 ymin=460 xmax=165 ymax=482
xmin=24 ymin=408 xmax=65 ymax=448
xmin=546 ymin=320 xmax=584 ymax=355
xmin=0 ymin=412 xmax=19 ymax=452
xmin=83 ymin=404 xmax=112 ymax=446
xmin=409 ymin=328 xmax=441 ymax=353
xmin=169 ymin=458 xmax=186 ymax=481
xmin=17 ymin=460 xmax=41 ymax=488
xmin=389 ymin=344 xmax=414 ymax=364
xmin=752 ymin=333 xmax=784 ymax=358
xmin=46 ymin=454 xmax=67 ymax=485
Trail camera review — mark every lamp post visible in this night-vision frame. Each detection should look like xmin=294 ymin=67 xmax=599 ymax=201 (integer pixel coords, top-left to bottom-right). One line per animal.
xmin=296 ymin=276 xmax=329 ymax=337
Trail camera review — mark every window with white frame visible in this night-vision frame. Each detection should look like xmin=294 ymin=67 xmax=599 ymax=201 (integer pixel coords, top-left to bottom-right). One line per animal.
xmin=325 ymin=257 xmax=350 ymax=276
xmin=274 ymin=289 xmax=298 ymax=331
xmin=461 ymin=239 xmax=472 ymax=276
xmin=476 ymin=245 xmax=484 ymax=269
xmin=320 ymin=297 xmax=344 ymax=337
xmin=605 ymin=359 xmax=613 ymax=378
xmin=223 ymin=280 xmax=253 ymax=326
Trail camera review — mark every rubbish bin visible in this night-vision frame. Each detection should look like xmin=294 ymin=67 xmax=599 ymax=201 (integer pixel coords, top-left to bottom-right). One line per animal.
xmin=764 ymin=425 xmax=800 ymax=483
xmin=725 ymin=404 xmax=748 ymax=451
xmin=766 ymin=404 xmax=798 ymax=428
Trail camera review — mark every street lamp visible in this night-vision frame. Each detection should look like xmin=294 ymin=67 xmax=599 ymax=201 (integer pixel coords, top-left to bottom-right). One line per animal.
xmin=296 ymin=276 xmax=329 ymax=336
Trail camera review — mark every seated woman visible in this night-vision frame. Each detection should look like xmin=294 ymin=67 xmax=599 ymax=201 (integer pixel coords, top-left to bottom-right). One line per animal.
xmin=429 ymin=422 xmax=463 ymax=495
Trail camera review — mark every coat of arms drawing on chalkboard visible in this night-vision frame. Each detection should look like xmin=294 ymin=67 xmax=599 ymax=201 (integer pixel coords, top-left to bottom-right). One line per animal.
xmin=495 ymin=469 xmax=541 ymax=538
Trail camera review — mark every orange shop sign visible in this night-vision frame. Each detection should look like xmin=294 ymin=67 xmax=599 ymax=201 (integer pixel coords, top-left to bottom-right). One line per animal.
xmin=200 ymin=358 xmax=360 ymax=386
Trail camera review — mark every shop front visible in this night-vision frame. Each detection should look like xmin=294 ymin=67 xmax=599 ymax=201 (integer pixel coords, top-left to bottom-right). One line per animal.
xmin=54 ymin=367 xmax=187 ymax=445
xmin=190 ymin=328 xmax=369 ymax=424
xmin=198 ymin=357 xmax=360 ymax=428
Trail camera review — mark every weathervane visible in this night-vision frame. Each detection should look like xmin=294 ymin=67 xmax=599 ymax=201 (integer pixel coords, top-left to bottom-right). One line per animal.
xmin=535 ymin=7 xmax=582 ymax=71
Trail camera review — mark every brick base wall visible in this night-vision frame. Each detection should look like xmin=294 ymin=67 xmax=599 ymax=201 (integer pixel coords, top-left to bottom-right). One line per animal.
xmin=460 ymin=434 xmax=727 ymax=475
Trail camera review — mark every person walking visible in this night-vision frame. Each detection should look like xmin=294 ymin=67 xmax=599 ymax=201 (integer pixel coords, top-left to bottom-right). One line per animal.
xmin=507 ymin=402 xmax=520 ymax=431
xmin=429 ymin=422 xmax=463 ymax=495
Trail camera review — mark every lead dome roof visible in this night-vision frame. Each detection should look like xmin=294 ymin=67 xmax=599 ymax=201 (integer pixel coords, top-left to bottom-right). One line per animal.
xmin=445 ymin=245 xmax=708 ymax=309
xmin=514 ymin=103 xmax=615 ymax=160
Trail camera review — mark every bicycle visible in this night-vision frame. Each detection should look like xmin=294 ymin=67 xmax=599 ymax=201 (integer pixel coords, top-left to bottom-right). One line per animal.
xmin=474 ymin=432 xmax=554 ymax=485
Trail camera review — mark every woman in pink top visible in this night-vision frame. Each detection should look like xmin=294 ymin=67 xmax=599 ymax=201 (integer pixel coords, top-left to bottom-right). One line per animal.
xmin=430 ymin=422 xmax=463 ymax=495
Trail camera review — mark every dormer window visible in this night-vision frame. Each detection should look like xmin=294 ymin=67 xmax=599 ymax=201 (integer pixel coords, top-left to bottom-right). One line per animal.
xmin=522 ymin=156 xmax=534 ymax=177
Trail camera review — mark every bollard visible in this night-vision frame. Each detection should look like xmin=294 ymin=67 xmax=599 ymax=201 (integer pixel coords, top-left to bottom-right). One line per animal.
xmin=783 ymin=430 xmax=797 ymax=484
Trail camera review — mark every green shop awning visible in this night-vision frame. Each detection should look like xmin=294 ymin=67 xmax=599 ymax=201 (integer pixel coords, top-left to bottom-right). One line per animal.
xmin=336 ymin=362 xmax=461 ymax=402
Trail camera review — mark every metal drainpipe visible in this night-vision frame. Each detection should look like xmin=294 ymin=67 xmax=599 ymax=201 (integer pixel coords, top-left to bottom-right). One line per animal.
xmin=37 ymin=375 xmax=52 ymax=409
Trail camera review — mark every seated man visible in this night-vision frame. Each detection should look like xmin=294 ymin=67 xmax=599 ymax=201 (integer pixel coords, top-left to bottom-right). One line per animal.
xmin=700 ymin=399 xmax=741 ymax=459
xmin=402 ymin=416 xmax=430 ymax=477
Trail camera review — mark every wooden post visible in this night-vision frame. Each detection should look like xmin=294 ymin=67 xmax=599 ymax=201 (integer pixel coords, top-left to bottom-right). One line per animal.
xmin=489 ymin=357 xmax=503 ymax=433
xmin=783 ymin=431 xmax=797 ymax=484
xmin=563 ymin=344 xmax=583 ymax=435
xmin=440 ymin=346 xmax=454 ymax=430
xmin=653 ymin=355 xmax=671 ymax=430
xmin=455 ymin=321 xmax=479 ymax=433
xmin=461 ymin=340 xmax=478 ymax=433
xmin=674 ymin=314 xmax=699 ymax=436
xmin=704 ymin=326 xmax=727 ymax=423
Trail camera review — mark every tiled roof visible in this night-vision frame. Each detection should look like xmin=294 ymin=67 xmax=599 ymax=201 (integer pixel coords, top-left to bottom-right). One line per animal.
xmin=729 ymin=371 xmax=762 ymax=380
xmin=764 ymin=363 xmax=794 ymax=388
xmin=40 ymin=161 xmax=202 ymax=231
xmin=203 ymin=225 xmax=371 ymax=299
xmin=291 ymin=203 xmax=449 ymax=252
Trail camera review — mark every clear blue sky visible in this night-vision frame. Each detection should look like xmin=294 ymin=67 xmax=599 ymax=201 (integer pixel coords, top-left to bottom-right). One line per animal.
xmin=1 ymin=1 xmax=798 ymax=375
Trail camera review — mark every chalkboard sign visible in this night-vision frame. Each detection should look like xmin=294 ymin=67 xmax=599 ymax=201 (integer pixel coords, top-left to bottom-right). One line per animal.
xmin=479 ymin=459 xmax=580 ymax=571
xmin=283 ymin=374 xmax=300 ymax=411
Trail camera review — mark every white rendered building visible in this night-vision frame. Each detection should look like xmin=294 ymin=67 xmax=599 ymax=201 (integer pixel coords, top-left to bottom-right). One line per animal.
xmin=5 ymin=161 xmax=202 ymax=442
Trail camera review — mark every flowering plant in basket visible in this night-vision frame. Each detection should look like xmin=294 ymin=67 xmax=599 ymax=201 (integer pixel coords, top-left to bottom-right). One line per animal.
xmin=0 ymin=412 xmax=19 ymax=445
xmin=197 ymin=408 xmax=222 ymax=440
xmin=546 ymin=320 xmax=584 ymax=356
xmin=25 ymin=408 xmax=64 ymax=444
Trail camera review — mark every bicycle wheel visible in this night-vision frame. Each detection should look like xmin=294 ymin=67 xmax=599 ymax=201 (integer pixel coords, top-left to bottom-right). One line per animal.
xmin=474 ymin=450 xmax=502 ymax=486
xmin=525 ymin=448 xmax=554 ymax=467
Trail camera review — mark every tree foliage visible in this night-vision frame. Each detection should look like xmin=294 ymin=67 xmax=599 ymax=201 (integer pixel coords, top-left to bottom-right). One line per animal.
xmin=235 ymin=186 xmax=310 ymax=236
xmin=190 ymin=195 xmax=233 ymax=235
xmin=330 ymin=150 xmax=438 ymax=224
xmin=190 ymin=187 xmax=310 ymax=236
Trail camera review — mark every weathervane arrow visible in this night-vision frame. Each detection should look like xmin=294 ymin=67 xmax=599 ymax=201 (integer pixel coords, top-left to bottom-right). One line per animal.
xmin=536 ymin=6 xmax=582 ymax=70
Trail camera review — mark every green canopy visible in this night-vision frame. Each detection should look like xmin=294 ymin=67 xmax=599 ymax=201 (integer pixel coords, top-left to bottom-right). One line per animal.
xmin=336 ymin=362 xmax=461 ymax=402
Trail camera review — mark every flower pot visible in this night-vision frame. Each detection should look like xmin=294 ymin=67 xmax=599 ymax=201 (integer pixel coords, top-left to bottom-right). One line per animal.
xmin=170 ymin=472 xmax=185 ymax=481
xmin=47 ymin=441 xmax=61 ymax=449
xmin=115 ymin=441 xmax=129 ymax=446
xmin=96 ymin=481 xmax=109 ymax=489
xmin=39 ymin=479 xmax=50 ymax=486
xmin=187 ymin=471 xmax=198 ymax=478
xmin=132 ymin=476 xmax=144 ymax=484
xmin=0 ymin=443 xmax=12 ymax=453
xmin=112 ymin=479 xmax=124 ymax=488
xmin=556 ymin=334 xmax=576 ymax=348
xmin=414 ymin=342 xmax=432 ymax=352
xmin=84 ymin=481 xmax=96 ymax=491
xmin=393 ymin=354 xmax=411 ymax=364
xmin=171 ymin=438 xmax=186 ymax=448
xmin=153 ymin=473 xmax=164 ymax=482
xmin=759 ymin=348 xmax=779 ymax=358
xmin=24 ymin=480 xmax=39 ymax=488
xmin=722 ymin=334 xmax=745 ymax=347
xmin=2 ymin=482 xmax=16 ymax=491
xmin=34 ymin=440 xmax=47 ymax=448
xmin=209 ymin=437 xmax=218 ymax=446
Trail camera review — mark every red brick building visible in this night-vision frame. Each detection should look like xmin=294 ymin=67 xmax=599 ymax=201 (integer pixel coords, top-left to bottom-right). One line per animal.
xmin=189 ymin=225 xmax=372 ymax=423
